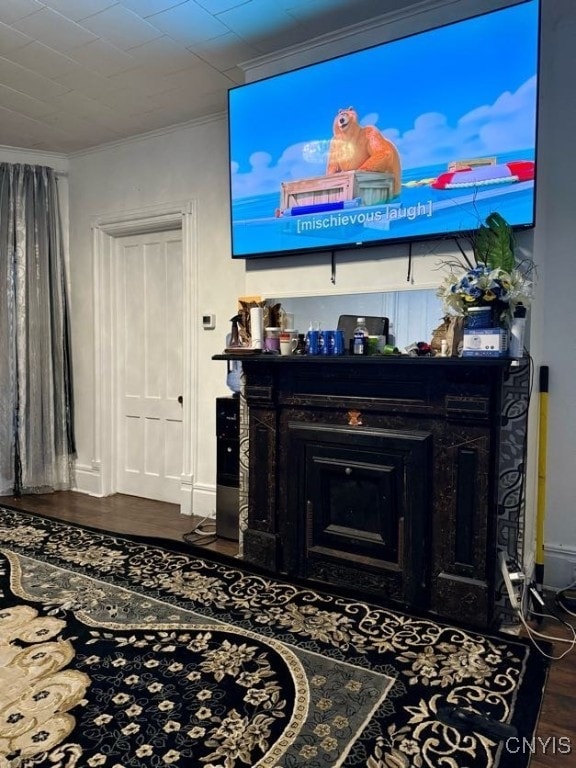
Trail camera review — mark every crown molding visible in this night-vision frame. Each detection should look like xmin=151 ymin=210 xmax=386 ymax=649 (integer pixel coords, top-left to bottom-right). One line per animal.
xmin=0 ymin=145 xmax=69 ymax=170
xmin=68 ymin=111 xmax=227 ymax=160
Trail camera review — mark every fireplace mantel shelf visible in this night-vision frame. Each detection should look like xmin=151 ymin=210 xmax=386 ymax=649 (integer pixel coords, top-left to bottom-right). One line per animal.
xmin=213 ymin=352 xmax=517 ymax=367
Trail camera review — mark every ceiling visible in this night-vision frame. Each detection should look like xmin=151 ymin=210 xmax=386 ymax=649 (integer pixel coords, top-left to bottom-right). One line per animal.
xmin=0 ymin=0 xmax=412 ymax=155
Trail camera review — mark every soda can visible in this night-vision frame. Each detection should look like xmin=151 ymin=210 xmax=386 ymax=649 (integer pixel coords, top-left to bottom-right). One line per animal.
xmin=333 ymin=330 xmax=345 ymax=355
xmin=306 ymin=329 xmax=320 ymax=355
xmin=320 ymin=330 xmax=335 ymax=355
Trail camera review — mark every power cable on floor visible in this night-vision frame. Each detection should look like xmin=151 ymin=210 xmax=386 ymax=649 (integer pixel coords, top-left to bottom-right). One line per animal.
xmin=183 ymin=515 xmax=217 ymax=545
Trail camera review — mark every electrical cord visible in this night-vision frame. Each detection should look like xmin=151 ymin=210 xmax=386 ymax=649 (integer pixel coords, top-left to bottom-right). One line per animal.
xmin=517 ymin=580 xmax=576 ymax=660
xmin=556 ymin=578 xmax=576 ymax=617
xmin=500 ymin=552 xmax=576 ymax=659
xmin=498 ymin=354 xmax=576 ymax=659
xmin=182 ymin=515 xmax=217 ymax=545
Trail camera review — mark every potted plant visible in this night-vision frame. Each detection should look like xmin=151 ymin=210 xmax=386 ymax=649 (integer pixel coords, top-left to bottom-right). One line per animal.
xmin=436 ymin=212 xmax=534 ymax=329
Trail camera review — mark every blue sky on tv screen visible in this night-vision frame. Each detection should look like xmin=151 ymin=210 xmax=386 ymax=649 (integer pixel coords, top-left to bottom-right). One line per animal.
xmin=229 ymin=0 xmax=539 ymax=202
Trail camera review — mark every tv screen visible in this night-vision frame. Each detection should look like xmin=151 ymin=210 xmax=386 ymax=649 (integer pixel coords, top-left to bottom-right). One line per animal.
xmin=227 ymin=0 xmax=540 ymax=259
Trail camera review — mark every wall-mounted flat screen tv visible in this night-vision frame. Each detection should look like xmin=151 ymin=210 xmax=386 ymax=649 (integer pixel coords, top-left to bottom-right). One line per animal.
xmin=227 ymin=0 xmax=540 ymax=259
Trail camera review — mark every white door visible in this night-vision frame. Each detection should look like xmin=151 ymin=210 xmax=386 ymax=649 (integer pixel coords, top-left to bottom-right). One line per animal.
xmin=115 ymin=230 xmax=184 ymax=503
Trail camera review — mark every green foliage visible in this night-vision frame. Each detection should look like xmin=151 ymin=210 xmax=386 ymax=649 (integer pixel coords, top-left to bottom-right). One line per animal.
xmin=473 ymin=212 xmax=516 ymax=272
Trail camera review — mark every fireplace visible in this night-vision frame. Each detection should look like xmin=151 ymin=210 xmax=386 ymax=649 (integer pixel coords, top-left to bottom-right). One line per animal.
xmin=285 ymin=422 xmax=431 ymax=609
xmin=214 ymin=354 xmax=529 ymax=628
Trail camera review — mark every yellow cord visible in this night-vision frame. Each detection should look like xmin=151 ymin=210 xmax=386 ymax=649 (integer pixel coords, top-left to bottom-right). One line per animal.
xmin=536 ymin=389 xmax=548 ymax=567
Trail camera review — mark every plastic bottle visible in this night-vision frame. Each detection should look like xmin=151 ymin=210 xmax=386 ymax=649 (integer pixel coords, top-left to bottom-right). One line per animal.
xmin=305 ymin=322 xmax=320 ymax=355
xmin=509 ymin=304 xmax=527 ymax=358
xmin=353 ymin=317 xmax=369 ymax=355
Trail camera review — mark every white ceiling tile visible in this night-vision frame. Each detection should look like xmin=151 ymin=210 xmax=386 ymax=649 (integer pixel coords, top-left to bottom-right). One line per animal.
xmin=67 ymin=38 xmax=138 ymax=76
xmin=141 ymin=88 xmax=226 ymax=121
xmin=0 ymin=55 xmax=72 ymax=100
xmin=149 ymin=90 xmax=227 ymax=118
xmin=30 ymin=133 xmax=86 ymax=151
xmin=86 ymin=110 xmax=164 ymax=134
xmin=95 ymin=86 xmax=157 ymax=113
xmin=12 ymin=8 xmax=100 ymax=52
xmin=118 ymin=0 xmax=189 ymax=17
xmin=55 ymin=65 xmax=122 ymax=99
xmin=190 ymin=31 xmax=259 ymax=71
xmin=0 ymin=102 xmax=81 ymax=148
xmin=49 ymin=89 xmax=121 ymax=123
xmin=218 ymin=0 xmax=297 ymax=39
xmin=7 ymin=41 xmax=84 ymax=78
xmin=80 ymin=5 xmax=165 ymax=50
xmin=161 ymin=62 xmax=235 ymax=93
xmin=247 ymin=25 xmax=315 ymax=55
xmin=0 ymin=21 xmax=33 ymax=54
xmin=120 ymin=109 xmax=182 ymax=134
xmin=41 ymin=0 xmax=119 ymax=22
xmin=194 ymin=0 xmax=254 ymax=13
xmin=286 ymin=0 xmax=388 ymax=31
xmin=106 ymin=66 xmax=179 ymax=95
xmin=147 ymin=1 xmax=230 ymax=45
xmin=0 ymin=108 xmax=44 ymax=144
xmin=41 ymin=110 xmax=123 ymax=144
xmin=126 ymin=36 xmax=205 ymax=75
xmin=222 ymin=65 xmax=245 ymax=85
xmin=282 ymin=0 xmax=345 ymax=8
xmin=0 ymin=0 xmax=44 ymax=26
xmin=0 ymin=81 xmax=57 ymax=119
xmin=139 ymin=100 xmax=202 ymax=124
xmin=179 ymin=89 xmax=227 ymax=116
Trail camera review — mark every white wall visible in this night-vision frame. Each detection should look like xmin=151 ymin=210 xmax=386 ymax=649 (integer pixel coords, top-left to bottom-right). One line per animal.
xmin=62 ymin=0 xmax=574 ymax=587
xmin=531 ymin=0 xmax=576 ymax=588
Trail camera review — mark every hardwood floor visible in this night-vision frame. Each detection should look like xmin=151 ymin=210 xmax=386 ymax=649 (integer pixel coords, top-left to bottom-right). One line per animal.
xmin=2 ymin=490 xmax=576 ymax=766
xmin=1 ymin=490 xmax=239 ymax=558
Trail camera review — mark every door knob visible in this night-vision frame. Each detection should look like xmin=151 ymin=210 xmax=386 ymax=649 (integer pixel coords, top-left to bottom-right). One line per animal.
xmin=177 ymin=395 xmax=183 ymax=405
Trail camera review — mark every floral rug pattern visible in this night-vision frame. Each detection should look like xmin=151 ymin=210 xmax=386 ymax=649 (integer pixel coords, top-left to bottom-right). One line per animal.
xmin=0 ymin=507 xmax=547 ymax=767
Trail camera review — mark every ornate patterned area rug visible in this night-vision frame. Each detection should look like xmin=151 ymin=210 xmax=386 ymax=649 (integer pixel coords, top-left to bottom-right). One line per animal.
xmin=0 ymin=506 xmax=547 ymax=768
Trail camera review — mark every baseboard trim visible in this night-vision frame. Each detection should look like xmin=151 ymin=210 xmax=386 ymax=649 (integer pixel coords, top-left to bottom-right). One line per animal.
xmin=190 ymin=484 xmax=216 ymax=520
xmin=543 ymin=543 xmax=576 ymax=590
xmin=73 ymin=463 xmax=216 ymax=519
xmin=73 ymin=464 xmax=103 ymax=497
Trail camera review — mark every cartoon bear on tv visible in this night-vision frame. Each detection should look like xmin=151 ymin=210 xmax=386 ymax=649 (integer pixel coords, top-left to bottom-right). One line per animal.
xmin=326 ymin=107 xmax=401 ymax=197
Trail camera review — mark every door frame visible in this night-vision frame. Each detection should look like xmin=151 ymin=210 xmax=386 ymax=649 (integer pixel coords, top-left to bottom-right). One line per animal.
xmin=91 ymin=201 xmax=197 ymax=513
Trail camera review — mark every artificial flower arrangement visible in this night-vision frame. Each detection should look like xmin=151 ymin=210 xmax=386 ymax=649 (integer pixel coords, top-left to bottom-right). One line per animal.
xmin=436 ymin=212 xmax=534 ymax=327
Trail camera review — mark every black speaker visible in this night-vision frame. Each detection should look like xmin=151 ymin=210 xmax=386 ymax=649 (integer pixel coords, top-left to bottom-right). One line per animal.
xmin=216 ymin=397 xmax=240 ymax=540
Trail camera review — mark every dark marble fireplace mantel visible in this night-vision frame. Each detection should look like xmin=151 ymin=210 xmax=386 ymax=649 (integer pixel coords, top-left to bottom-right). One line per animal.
xmin=213 ymin=353 xmax=529 ymax=628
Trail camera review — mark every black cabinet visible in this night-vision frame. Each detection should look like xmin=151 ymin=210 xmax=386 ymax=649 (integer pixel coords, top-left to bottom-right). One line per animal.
xmin=216 ymin=397 xmax=240 ymax=540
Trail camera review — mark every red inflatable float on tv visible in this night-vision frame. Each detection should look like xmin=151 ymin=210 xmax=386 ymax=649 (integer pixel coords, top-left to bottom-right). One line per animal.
xmin=431 ymin=160 xmax=535 ymax=190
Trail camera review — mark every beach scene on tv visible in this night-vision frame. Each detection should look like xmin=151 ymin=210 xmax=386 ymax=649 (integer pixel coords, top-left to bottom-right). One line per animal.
xmin=228 ymin=0 xmax=539 ymax=258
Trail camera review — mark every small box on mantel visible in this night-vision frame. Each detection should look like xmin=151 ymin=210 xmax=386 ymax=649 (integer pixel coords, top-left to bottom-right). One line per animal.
xmin=462 ymin=328 xmax=509 ymax=357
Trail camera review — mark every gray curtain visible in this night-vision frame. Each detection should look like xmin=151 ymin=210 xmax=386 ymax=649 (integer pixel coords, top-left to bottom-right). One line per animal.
xmin=0 ymin=163 xmax=75 ymax=495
